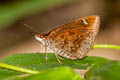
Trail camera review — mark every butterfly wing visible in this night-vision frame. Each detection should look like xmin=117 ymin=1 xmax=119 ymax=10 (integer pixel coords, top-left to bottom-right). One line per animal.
xmin=46 ymin=15 xmax=100 ymax=59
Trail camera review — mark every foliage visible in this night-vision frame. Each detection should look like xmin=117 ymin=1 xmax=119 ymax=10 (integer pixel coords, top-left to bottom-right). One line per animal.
xmin=0 ymin=53 xmax=117 ymax=80
xmin=86 ymin=61 xmax=120 ymax=80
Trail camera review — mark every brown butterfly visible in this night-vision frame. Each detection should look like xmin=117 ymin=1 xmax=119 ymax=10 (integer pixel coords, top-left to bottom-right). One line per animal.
xmin=34 ymin=15 xmax=100 ymax=63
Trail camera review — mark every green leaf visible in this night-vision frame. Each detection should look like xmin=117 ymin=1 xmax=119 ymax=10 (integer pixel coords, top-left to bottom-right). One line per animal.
xmin=20 ymin=67 xmax=83 ymax=80
xmin=85 ymin=61 xmax=120 ymax=80
xmin=1 ymin=53 xmax=109 ymax=69
xmin=0 ymin=0 xmax=70 ymax=29
xmin=0 ymin=53 xmax=109 ymax=79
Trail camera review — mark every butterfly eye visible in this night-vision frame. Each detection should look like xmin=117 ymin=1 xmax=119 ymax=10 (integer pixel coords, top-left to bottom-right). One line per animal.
xmin=40 ymin=34 xmax=44 ymax=38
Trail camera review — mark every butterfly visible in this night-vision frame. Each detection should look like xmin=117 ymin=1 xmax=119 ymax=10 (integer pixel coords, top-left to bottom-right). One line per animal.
xmin=34 ymin=15 xmax=100 ymax=62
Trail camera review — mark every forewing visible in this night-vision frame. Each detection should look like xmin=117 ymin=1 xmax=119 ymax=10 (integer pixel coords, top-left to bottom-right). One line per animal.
xmin=46 ymin=15 xmax=100 ymax=59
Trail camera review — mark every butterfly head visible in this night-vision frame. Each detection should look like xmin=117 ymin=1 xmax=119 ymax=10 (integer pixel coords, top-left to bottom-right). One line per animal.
xmin=35 ymin=33 xmax=46 ymax=42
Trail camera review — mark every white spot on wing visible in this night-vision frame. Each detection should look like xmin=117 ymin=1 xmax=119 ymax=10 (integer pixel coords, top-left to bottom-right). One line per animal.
xmin=83 ymin=18 xmax=88 ymax=25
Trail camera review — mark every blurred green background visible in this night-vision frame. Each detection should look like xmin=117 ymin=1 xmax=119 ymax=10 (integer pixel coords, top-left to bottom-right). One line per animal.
xmin=0 ymin=0 xmax=120 ymax=60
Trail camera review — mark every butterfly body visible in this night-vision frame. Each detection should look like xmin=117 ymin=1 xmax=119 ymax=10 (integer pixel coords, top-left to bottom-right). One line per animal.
xmin=35 ymin=15 xmax=100 ymax=59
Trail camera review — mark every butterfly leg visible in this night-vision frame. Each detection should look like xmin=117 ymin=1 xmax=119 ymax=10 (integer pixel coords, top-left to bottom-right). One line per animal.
xmin=45 ymin=45 xmax=48 ymax=64
xmin=36 ymin=42 xmax=43 ymax=53
xmin=54 ymin=53 xmax=62 ymax=64
xmin=45 ymin=53 xmax=48 ymax=63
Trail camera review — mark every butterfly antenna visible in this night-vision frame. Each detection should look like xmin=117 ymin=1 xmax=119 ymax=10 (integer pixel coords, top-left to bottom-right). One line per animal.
xmin=21 ymin=21 xmax=39 ymax=33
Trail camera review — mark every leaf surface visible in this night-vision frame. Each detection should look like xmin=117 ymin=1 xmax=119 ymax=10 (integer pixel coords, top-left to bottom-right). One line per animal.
xmin=0 ymin=53 xmax=109 ymax=79
xmin=86 ymin=61 xmax=120 ymax=80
